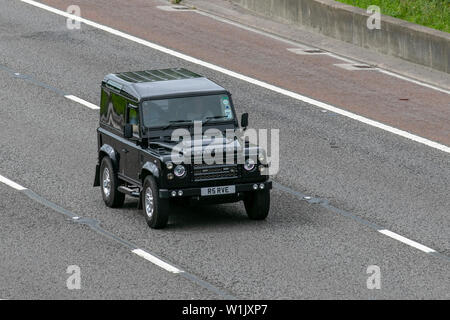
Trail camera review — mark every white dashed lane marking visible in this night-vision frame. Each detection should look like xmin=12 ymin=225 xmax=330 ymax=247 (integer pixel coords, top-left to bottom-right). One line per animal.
xmin=378 ymin=229 xmax=436 ymax=253
xmin=65 ymin=95 xmax=99 ymax=110
xmin=0 ymin=175 xmax=27 ymax=191
xmin=132 ymin=249 xmax=184 ymax=274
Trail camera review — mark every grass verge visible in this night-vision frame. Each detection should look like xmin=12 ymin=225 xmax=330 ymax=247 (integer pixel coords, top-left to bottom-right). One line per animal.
xmin=335 ymin=0 xmax=449 ymax=33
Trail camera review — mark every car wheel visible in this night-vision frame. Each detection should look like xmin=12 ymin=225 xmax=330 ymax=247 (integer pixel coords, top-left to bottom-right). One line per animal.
xmin=100 ymin=157 xmax=125 ymax=208
xmin=244 ymin=189 xmax=270 ymax=220
xmin=142 ymin=176 xmax=169 ymax=229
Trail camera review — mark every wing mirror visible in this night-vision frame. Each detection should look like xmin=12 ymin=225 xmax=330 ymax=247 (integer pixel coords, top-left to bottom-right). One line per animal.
xmin=123 ymin=124 xmax=133 ymax=139
xmin=241 ymin=113 xmax=249 ymax=130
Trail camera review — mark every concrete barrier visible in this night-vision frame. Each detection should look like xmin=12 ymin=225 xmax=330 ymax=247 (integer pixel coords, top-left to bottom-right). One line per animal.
xmin=230 ymin=0 xmax=450 ymax=73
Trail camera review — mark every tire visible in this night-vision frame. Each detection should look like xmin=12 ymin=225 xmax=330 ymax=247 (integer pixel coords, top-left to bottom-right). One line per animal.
xmin=100 ymin=157 xmax=125 ymax=208
xmin=142 ymin=176 xmax=169 ymax=229
xmin=244 ymin=189 xmax=270 ymax=220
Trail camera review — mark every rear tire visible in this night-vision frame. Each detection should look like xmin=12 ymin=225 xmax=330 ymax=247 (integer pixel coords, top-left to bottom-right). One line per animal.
xmin=142 ymin=176 xmax=169 ymax=229
xmin=244 ymin=189 xmax=270 ymax=220
xmin=100 ymin=157 xmax=125 ymax=208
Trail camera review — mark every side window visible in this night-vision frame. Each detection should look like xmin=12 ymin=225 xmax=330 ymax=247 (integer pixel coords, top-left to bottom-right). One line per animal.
xmin=99 ymin=87 xmax=109 ymax=122
xmin=110 ymin=93 xmax=126 ymax=130
xmin=127 ymin=106 xmax=140 ymax=136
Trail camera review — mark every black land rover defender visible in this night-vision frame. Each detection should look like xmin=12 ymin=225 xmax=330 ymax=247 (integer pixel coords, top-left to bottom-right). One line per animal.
xmin=94 ymin=68 xmax=271 ymax=229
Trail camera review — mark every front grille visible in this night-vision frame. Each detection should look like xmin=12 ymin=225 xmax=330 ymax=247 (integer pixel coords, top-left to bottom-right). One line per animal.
xmin=193 ymin=163 xmax=239 ymax=182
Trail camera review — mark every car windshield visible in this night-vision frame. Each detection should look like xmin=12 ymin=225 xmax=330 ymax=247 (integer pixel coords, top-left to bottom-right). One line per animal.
xmin=142 ymin=94 xmax=234 ymax=128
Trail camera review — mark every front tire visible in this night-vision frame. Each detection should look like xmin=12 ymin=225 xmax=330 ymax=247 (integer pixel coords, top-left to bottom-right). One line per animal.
xmin=142 ymin=176 xmax=169 ymax=229
xmin=100 ymin=157 xmax=125 ymax=208
xmin=244 ymin=189 xmax=270 ymax=220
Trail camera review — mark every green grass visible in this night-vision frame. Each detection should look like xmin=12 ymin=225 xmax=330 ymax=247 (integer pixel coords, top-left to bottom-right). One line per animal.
xmin=335 ymin=0 xmax=450 ymax=33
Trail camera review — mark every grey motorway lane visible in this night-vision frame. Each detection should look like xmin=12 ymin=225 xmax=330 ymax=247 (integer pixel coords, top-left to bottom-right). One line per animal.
xmin=0 ymin=184 xmax=219 ymax=299
xmin=0 ymin=0 xmax=449 ymax=298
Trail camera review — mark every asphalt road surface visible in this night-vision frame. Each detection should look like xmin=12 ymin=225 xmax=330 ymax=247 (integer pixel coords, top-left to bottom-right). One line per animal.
xmin=0 ymin=0 xmax=449 ymax=299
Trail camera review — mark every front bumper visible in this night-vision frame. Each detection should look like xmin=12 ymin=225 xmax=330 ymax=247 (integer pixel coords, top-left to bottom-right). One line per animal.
xmin=159 ymin=181 xmax=272 ymax=199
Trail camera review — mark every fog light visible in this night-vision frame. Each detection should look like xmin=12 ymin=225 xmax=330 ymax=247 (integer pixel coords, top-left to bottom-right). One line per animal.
xmin=167 ymin=173 xmax=174 ymax=180
xmin=253 ymin=184 xmax=258 ymax=190
xmin=258 ymin=153 xmax=265 ymax=162
xmin=178 ymin=190 xmax=184 ymax=196
xmin=259 ymin=165 xmax=264 ymax=172
xmin=171 ymin=191 xmax=177 ymax=197
xmin=259 ymin=183 xmax=265 ymax=190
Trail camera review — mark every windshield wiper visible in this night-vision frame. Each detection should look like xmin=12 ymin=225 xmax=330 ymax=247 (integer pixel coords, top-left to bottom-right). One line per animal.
xmin=203 ymin=116 xmax=230 ymax=125
xmin=149 ymin=136 xmax=173 ymax=142
xmin=160 ymin=120 xmax=194 ymax=130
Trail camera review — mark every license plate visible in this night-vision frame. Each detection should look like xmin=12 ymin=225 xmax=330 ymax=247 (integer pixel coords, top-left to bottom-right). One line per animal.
xmin=201 ymin=185 xmax=236 ymax=196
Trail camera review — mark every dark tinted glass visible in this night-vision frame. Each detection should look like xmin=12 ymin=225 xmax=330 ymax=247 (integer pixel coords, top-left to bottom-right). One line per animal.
xmin=128 ymin=107 xmax=139 ymax=136
xmin=142 ymin=94 xmax=233 ymax=128
xmin=110 ymin=93 xmax=126 ymax=130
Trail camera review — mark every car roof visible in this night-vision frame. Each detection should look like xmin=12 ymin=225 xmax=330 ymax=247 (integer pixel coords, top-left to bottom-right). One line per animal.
xmin=103 ymin=68 xmax=228 ymax=100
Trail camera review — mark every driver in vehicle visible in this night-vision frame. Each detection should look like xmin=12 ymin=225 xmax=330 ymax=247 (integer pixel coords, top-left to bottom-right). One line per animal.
xmin=186 ymin=96 xmax=214 ymax=121
xmin=142 ymin=101 xmax=168 ymax=127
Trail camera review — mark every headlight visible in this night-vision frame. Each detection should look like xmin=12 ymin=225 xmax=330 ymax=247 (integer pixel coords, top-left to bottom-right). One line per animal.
xmin=258 ymin=153 xmax=265 ymax=162
xmin=166 ymin=162 xmax=174 ymax=170
xmin=174 ymin=165 xmax=186 ymax=178
xmin=244 ymin=158 xmax=256 ymax=171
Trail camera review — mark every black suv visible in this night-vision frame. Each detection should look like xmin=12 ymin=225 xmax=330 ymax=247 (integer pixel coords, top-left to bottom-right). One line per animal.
xmin=94 ymin=68 xmax=272 ymax=229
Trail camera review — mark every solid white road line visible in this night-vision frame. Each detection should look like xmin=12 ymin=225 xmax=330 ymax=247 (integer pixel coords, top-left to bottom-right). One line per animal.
xmin=132 ymin=249 xmax=183 ymax=274
xmin=377 ymin=69 xmax=450 ymax=95
xmin=0 ymin=175 xmax=27 ymax=191
xmin=64 ymin=95 xmax=99 ymax=110
xmin=20 ymin=0 xmax=450 ymax=155
xmin=378 ymin=229 xmax=436 ymax=253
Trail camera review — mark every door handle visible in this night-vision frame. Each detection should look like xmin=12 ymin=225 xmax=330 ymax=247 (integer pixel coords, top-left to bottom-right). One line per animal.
xmin=122 ymin=148 xmax=129 ymax=154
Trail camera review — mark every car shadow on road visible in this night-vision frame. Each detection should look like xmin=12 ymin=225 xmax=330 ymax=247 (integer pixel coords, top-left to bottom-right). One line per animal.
xmin=118 ymin=199 xmax=248 ymax=229
xmin=117 ymin=188 xmax=314 ymax=230
xmin=168 ymin=203 xmax=255 ymax=230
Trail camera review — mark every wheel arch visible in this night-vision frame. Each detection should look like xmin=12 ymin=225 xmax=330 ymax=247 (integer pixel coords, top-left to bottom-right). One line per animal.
xmin=140 ymin=161 xmax=160 ymax=185
xmin=99 ymin=144 xmax=118 ymax=171
xmin=94 ymin=144 xmax=119 ymax=187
